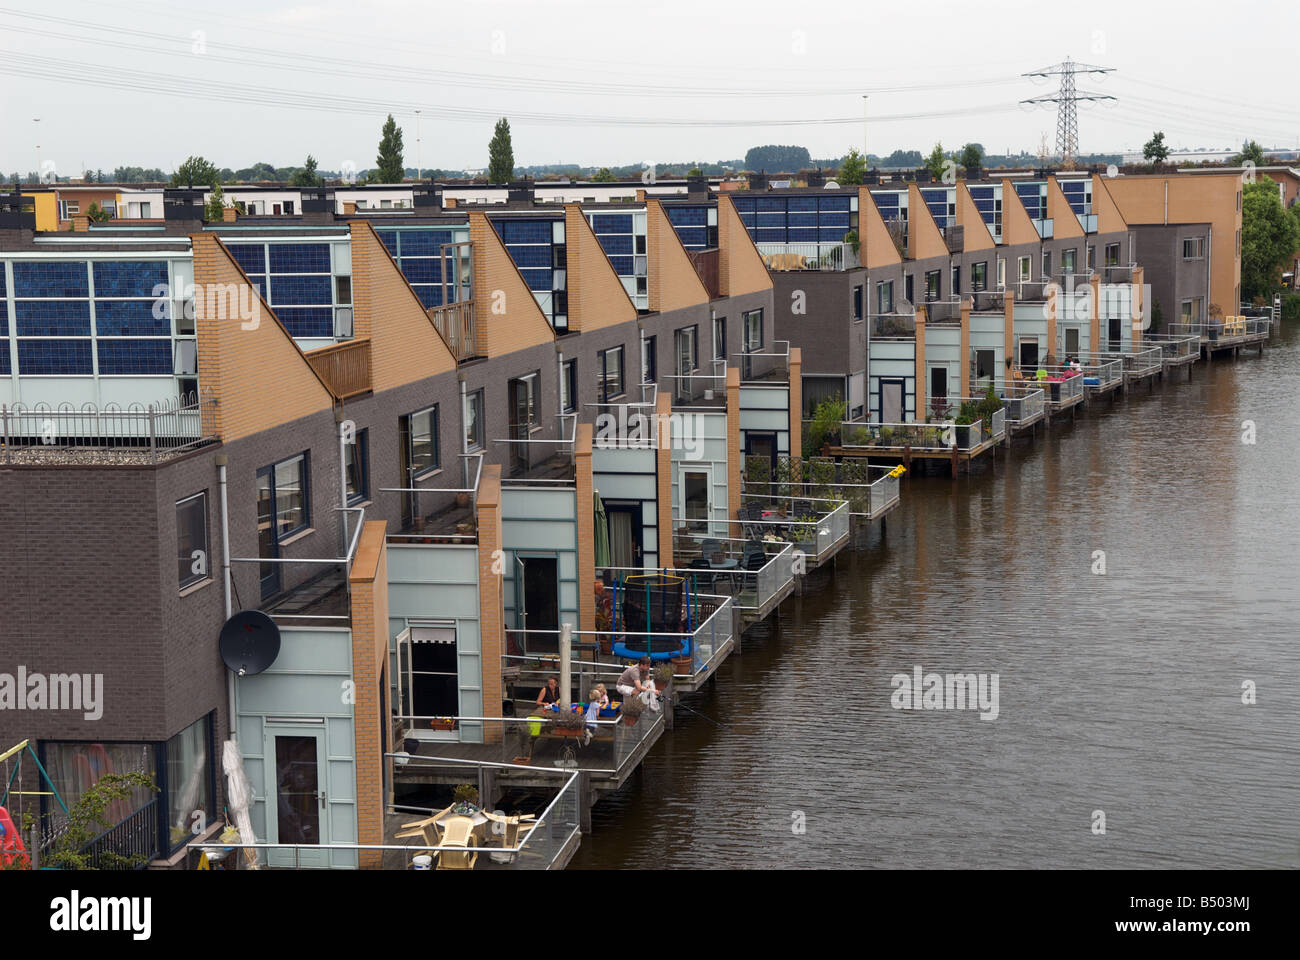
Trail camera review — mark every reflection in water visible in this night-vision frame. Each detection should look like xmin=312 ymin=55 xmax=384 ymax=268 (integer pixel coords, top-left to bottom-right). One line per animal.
xmin=572 ymin=329 xmax=1300 ymax=869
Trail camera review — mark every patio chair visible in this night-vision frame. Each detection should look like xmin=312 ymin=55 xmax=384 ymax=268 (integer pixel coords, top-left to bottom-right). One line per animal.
xmin=742 ymin=541 xmax=768 ymax=571
xmin=701 ymin=538 xmax=725 ymax=564
xmin=481 ymin=811 xmax=539 ymax=864
xmin=688 ymin=556 xmax=717 ymax=593
xmin=433 ymin=815 xmax=479 ymax=870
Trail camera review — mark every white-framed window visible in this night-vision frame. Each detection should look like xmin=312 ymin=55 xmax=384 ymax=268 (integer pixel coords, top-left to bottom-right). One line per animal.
xmin=1182 ymin=237 xmax=1206 ymax=260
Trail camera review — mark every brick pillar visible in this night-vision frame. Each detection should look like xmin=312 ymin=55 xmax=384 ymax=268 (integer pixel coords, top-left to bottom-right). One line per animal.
xmin=1089 ymin=273 xmax=1101 ymax=354
xmin=636 ymin=188 xmax=646 ymax=202
xmin=444 ymin=198 xmax=457 ymax=209
xmin=959 ymin=299 xmax=971 ymax=398
xmin=71 ymin=214 xmax=89 ymax=232
xmin=1131 ymin=266 xmax=1145 ymax=345
xmin=915 ymin=306 xmax=927 ymax=420
xmin=726 ymin=367 xmax=742 ymax=538
xmin=476 ymin=466 xmax=504 ymax=741
xmin=343 ymin=201 xmax=357 ymax=215
xmin=656 ymin=392 xmax=674 ymax=567
xmin=347 ymin=521 xmax=390 ymax=870
xmin=575 ymin=424 xmax=596 ymax=632
xmin=221 ymin=206 xmax=236 ymax=223
xmin=789 ymin=347 xmax=802 ymax=454
xmin=1003 ymin=289 xmax=1015 ymax=379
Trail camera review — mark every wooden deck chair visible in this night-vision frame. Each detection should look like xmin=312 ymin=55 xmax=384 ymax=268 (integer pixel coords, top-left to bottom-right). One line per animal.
xmin=433 ymin=815 xmax=479 ymax=870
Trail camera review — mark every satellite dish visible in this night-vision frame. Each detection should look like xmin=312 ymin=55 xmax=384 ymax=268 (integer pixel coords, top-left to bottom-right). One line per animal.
xmin=219 ymin=610 xmax=281 ymax=676
xmin=824 ymin=180 xmax=841 ymax=189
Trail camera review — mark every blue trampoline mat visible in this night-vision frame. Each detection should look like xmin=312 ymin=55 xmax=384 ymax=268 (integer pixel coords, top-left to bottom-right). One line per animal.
xmin=612 ymin=637 xmax=690 ymax=661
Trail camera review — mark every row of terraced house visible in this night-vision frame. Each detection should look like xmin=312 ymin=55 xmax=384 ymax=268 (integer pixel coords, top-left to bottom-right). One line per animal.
xmin=0 ymin=165 xmax=1268 ymax=869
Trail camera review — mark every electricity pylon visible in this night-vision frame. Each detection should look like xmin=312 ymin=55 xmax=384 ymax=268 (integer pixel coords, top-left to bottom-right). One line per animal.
xmin=1022 ymin=59 xmax=1116 ymax=169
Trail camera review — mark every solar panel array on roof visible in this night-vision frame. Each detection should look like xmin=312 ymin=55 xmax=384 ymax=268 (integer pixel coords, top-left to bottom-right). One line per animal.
xmin=729 ymin=195 xmax=851 ymax=245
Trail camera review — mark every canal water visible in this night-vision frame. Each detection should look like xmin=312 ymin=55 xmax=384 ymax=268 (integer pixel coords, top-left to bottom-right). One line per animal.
xmin=572 ymin=325 xmax=1299 ymax=869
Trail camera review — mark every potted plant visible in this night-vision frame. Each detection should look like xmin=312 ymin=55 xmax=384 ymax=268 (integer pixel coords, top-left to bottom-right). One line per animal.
xmin=455 ymin=491 xmax=471 ymax=508
xmin=429 ymin=716 xmax=456 ymax=731
xmin=620 ymin=694 xmax=646 ymax=727
xmin=652 ymin=662 xmax=673 ymax=692
xmin=550 ymin=708 xmax=586 ymax=737
xmin=451 ymin=783 xmax=480 ymax=815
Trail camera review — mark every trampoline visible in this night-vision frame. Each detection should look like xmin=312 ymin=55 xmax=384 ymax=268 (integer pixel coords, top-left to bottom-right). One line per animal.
xmin=612 ymin=572 xmax=695 ymax=662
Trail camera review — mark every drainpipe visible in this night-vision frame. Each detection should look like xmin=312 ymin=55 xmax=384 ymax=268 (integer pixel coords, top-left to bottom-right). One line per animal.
xmin=216 ymin=453 xmax=235 ymax=737
xmin=1207 ymin=225 xmax=1214 ymax=319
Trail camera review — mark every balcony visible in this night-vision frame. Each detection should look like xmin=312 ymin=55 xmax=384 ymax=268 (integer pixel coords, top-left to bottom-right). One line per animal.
xmin=720 ymin=494 xmax=850 ymax=569
xmin=498 ymin=414 xmax=577 ymax=483
xmin=607 ymin=537 xmax=794 ymax=627
xmin=304 ymin=338 xmax=372 ymax=399
xmin=0 ymin=393 xmax=218 ymax=465
xmin=429 ymin=299 xmax=479 ymax=361
xmin=380 ymin=453 xmax=484 ymax=542
xmin=732 ymin=343 xmax=789 ymax=384
xmin=924 ymin=298 xmax=963 ymax=325
xmin=755 ymin=242 xmax=860 ymax=272
xmin=687 ymin=248 xmax=721 ymax=299
xmin=663 ymin=362 xmax=727 ymax=409
xmin=872 ymin=311 xmax=917 ymax=338
xmin=741 ymin=463 xmax=902 ymax=522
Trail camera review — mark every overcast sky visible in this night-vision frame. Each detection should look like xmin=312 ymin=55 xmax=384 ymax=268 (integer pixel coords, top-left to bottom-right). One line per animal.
xmin=1 ymin=0 xmax=1295 ymax=177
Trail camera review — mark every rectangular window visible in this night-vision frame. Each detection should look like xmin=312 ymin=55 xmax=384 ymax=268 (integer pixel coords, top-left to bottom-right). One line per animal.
xmin=335 ymin=275 xmax=352 ymax=304
xmin=345 ymin=428 xmax=369 ymax=503
xmin=851 ymin=285 xmax=863 ymax=322
xmin=743 ymin=309 xmax=763 ymax=352
xmin=951 ymin=265 xmax=960 ymax=295
xmin=1105 ymin=243 xmax=1120 ymax=267
xmin=1018 ymin=256 xmax=1031 ymax=283
xmin=972 ymin=262 xmax=988 ymax=292
xmin=1041 ymin=249 xmax=1051 ymax=279
xmin=561 ymin=359 xmax=577 ymax=413
xmin=713 ymin=315 xmax=726 ymax=359
xmin=1182 ymin=237 xmax=1205 ymax=260
xmin=464 ymin=391 xmax=484 ymax=451
xmin=177 ymin=492 xmax=208 ymax=589
xmin=1086 ymin=245 xmax=1095 ymax=271
xmin=598 ymin=346 xmax=625 ymax=401
xmin=924 ymin=270 xmax=940 ymax=302
xmin=904 ymin=273 xmax=914 ymax=304
xmin=996 ymin=257 xmax=1006 ymax=289
xmin=641 ymin=336 xmax=656 ymax=384
xmin=675 ymin=325 xmax=698 ymax=371
xmin=402 ymin=407 xmax=440 ymax=478
xmin=1062 ymin=248 xmax=1076 ymax=274
xmin=165 ymin=715 xmax=214 ymax=852
xmin=508 ymin=374 xmax=540 ymax=430
xmin=272 ymin=453 xmax=309 ymax=536
xmin=877 ymin=280 xmax=894 ymax=314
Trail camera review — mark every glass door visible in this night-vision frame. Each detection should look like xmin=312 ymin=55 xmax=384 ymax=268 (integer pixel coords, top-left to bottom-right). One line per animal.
xmin=265 ymin=724 xmax=327 ymax=869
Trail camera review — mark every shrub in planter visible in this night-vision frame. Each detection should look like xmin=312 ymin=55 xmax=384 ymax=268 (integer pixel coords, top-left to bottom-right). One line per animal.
xmin=550 ymin=709 xmax=585 ymax=734
xmin=452 ymin=784 xmax=480 ymax=810
xmin=652 ymin=663 xmax=674 ymax=691
xmin=620 ymin=695 xmax=646 ymax=725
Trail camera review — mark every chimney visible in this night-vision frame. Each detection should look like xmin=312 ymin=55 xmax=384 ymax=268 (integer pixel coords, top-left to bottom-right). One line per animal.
xmin=162 ymin=187 xmax=204 ymax=235
xmin=72 ymin=214 xmax=90 ymax=232
xmin=749 ymin=172 xmax=768 ymax=191
xmin=507 ymin=179 xmax=534 ymax=207
xmin=686 ymin=174 xmax=709 ymax=199
xmin=444 ymin=197 xmax=457 ymax=209
xmin=635 ymin=188 xmax=646 ymax=202
xmin=412 ymin=184 xmax=443 ymax=212
xmin=221 ymin=206 xmax=237 ymax=223
xmin=806 ymin=170 xmax=825 ymax=188
xmin=342 ymin=200 xmax=357 ymax=215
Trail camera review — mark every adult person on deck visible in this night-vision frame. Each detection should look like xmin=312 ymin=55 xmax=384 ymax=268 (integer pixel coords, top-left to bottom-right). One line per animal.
xmin=536 ymin=675 xmax=560 ymax=708
xmin=617 ymin=657 xmax=660 ymax=713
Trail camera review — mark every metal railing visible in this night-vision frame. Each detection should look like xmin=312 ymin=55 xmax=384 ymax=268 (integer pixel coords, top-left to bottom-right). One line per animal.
xmin=611 ymin=538 xmax=794 ymax=614
xmin=380 ymin=453 xmax=484 ymax=541
xmin=987 ymin=385 xmax=1046 ymax=425
xmin=924 ymin=298 xmax=963 ymax=324
xmin=872 ymin=312 xmax=917 ymax=337
xmin=191 ymin=767 xmax=581 ymax=870
xmin=756 ymin=241 xmax=860 ymax=272
xmin=77 ymin=799 xmax=159 ymax=870
xmin=304 ymin=338 xmax=372 ymax=399
xmin=840 ymin=417 xmax=986 ymax=451
xmin=429 ymin=299 xmax=478 ymax=360
xmin=663 ymin=361 xmax=727 ymax=407
xmin=732 ymin=342 xmax=789 ymax=384
xmin=1 ymin=392 xmax=218 ymax=464
xmin=720 ymin=493 xmax=850 ymax=562
xmin=1145 ymin=335 xmax=1200 ymax=362
xmin=1078 ymin=356 xmax=1123 ymax=386
xmin=496 ymin=413 xmax=578 ymax=482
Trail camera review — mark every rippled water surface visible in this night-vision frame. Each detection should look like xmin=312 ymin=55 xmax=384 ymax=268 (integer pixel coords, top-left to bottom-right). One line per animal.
xmin=572 ymin=327 xmax=1300 ymax=869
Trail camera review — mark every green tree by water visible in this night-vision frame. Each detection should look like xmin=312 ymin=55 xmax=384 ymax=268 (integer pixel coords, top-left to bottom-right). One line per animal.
xmin=1241 ymin=176 xmax=1300 ymax=299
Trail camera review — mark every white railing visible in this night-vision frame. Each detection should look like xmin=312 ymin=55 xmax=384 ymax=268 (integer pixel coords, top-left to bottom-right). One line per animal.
xmin=756 ymin=242 xmax=860 ymax=272
xmin=1 ymin=393 xmax=216 ymax=463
